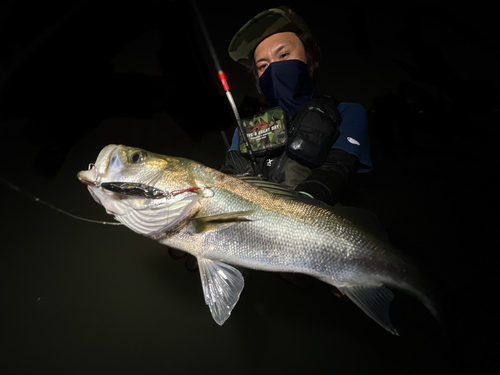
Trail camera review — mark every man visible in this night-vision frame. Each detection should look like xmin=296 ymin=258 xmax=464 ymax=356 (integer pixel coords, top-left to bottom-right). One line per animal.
xmin=221 ymin=6 xmax=372 ymax=206
xmin=171 ymin=7 xmax=373 ymax=280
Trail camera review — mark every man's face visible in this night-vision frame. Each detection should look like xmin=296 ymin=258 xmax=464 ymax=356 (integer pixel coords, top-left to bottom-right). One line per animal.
xmin=253 ymin=32 xmax=307 ymax=77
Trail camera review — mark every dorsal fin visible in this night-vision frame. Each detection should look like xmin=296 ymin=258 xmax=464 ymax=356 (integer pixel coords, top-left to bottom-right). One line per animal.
xmin=236 ymin=176 xmax=300 ymax=199
xmin=237 ymin=176 xmax=390 ymax=241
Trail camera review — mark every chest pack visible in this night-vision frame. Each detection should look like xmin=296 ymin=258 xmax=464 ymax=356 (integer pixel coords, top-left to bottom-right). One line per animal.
xmin=238 ymin=95 xmax=341 ymax=168
xmin=287 ymin=95 xmax=342 ymax=168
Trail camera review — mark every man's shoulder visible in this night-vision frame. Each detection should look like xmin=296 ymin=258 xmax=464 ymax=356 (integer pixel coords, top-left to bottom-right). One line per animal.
xmin=336 ymin=102 xmax=367 ymax=124
xmin=338 ymin=102 xmax=365 ymax=113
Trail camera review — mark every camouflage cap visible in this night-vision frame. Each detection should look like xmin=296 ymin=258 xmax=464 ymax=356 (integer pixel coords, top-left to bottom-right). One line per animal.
xmin=228 ymin=6 xmax=311 ymax=69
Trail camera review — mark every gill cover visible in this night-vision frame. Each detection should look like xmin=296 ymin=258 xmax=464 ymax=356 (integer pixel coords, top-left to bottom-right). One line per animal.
xmin=109 ymin=195 xmax=200 ymax=236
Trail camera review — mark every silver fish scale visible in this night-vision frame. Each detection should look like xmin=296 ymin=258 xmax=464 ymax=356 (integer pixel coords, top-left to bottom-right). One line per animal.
xmin=180 ymin=186 xmax=391 ymax=285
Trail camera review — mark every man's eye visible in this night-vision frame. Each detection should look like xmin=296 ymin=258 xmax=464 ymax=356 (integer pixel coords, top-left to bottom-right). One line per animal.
xmin=279 ymin=53 xmax=289 ymax=59
xmin=257 ymin=63 xmax=268 ymax=71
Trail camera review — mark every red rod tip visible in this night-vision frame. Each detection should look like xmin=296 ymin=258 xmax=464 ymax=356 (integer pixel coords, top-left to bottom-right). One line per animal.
xmin=218 ymin=71 xmax=230 ymax=92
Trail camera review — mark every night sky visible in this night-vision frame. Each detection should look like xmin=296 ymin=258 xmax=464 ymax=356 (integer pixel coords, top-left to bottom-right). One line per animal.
xmin=1 ymin=1 xmax=498 ymax=374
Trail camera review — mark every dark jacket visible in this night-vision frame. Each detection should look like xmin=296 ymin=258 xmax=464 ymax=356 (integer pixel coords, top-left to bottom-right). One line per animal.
xmin=220 ymin=101 xmax=370 ymax=206
xmin=220 ymin=147 xmax=359 ymax=206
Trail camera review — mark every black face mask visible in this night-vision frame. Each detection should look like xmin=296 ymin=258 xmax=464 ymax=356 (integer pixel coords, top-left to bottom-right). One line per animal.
xmin=258 ymin=60 xmax=314 ymax=118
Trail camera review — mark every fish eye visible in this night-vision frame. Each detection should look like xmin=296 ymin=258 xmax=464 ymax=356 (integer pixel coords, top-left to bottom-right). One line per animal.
xmin=130 ymin=152 xmax=145 ymax=163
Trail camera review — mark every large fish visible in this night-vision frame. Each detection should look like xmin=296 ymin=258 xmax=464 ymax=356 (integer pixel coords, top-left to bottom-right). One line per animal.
xmin=77 ymin=144 xmax=438 ymax=334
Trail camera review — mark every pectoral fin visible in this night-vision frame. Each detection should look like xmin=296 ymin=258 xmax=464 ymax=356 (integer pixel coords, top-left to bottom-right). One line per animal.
xmin=197 ymin=258 xmax=244 ymax=325
xmin=192 ymin=211 xmax=254 ymax=233
xmin=338 ymin=285 xmax=399 ymax=335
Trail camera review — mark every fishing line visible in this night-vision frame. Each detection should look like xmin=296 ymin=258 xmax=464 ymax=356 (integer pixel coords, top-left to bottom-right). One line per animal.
xmin=0 ymin=175 xmax=122 ymax=226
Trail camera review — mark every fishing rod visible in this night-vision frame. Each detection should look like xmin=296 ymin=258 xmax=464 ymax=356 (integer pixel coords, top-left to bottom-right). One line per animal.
xmin=189 ymin=0 xmax=263 ymax=178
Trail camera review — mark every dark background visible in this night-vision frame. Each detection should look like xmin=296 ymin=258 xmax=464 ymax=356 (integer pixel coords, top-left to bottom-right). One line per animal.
xmin=1 ymin=1 xmax=498 ymax=374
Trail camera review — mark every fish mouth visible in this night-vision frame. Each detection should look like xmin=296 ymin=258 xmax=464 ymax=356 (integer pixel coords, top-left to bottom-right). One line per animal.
xmin=77 ymin=144 xmax=119 ymax=186
xmin=77 ymin=169 xmax=96 ymax=186
xmin=77 ymin=166 xmax=104 ymax=205
xmin=77 ymin=163 xmax=103 ymax=188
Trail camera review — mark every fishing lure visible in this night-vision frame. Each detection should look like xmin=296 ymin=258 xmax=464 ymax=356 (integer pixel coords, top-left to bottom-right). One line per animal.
xmin=100 ymin=182 xmax=214 ymax=200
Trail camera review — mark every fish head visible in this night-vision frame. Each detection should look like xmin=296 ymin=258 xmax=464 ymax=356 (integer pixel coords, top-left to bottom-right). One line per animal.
xmin=77 ymin=144 xmax=202 ymax=236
